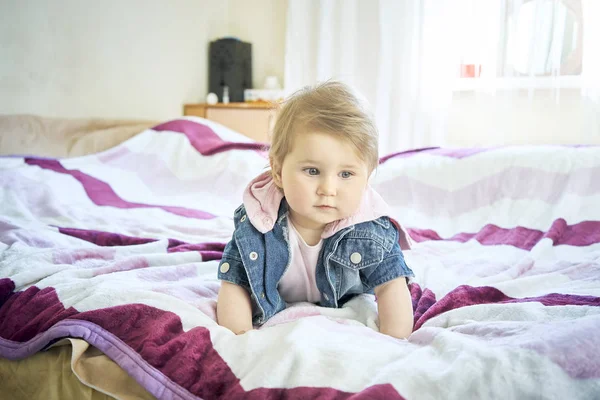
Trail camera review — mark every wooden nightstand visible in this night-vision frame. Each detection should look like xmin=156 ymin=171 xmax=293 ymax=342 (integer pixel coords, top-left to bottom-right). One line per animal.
xmin=183 ymin=102 xmax=277 ymax=143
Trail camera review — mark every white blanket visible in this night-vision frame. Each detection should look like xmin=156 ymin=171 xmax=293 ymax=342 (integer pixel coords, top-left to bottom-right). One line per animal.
xmin=1 ymin=118 xmax=599 ymax=399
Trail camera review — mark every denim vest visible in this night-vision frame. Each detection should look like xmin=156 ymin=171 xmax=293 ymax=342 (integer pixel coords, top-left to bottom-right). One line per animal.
xmin=217 ymin=200 xmax=414 ymax=326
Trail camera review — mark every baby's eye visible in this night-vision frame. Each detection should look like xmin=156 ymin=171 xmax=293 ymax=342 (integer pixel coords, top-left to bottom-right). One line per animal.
xmin=340 ymin=171 xmax=353 ymax=179
xmin=304 ymin=168 xmax=319 ymax=176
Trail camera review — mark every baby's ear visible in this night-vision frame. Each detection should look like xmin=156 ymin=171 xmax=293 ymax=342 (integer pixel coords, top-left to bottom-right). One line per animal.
xmin=269 ymin=158 xmax=283 ymax=188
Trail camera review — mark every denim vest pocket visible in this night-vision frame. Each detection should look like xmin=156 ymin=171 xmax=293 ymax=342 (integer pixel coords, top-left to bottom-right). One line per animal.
xmin=329 ymin=237 xmax=385 ymax=270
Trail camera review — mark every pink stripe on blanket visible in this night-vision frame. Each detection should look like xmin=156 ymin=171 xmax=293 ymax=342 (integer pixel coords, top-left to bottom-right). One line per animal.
xmin=137 ymin=264 xmax=200 ymax=282
xmin=379 ymin=145 xmax=598 ymax=164
xmin=0 ymin=282 xmax=406 ymax=399
xmin=452 ymin=316 xmax=600 ymax=379
xmin=53 ymin=248 xmax=117 ymax=265
xmin=57 ymin=227 xmax=226 ymax=260
xmin=92 ymin=257 xmax=150 ymax=276
xmin=380 ymin=147 xmax=490 ymax=163
xmin=97 ymin=147 xmax=252 ymax=197
xmin=376 ymin=166 xmax=600 ymax=217
xmin=152 ymin=119 xmax=268 ymax=155
xmin=408 ymin=219 xmax=600 ymax=250
xmin=25 ymin=159 xmax=215 ymax=220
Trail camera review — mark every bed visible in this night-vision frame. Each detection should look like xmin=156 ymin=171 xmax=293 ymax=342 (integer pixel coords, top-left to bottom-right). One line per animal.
xmin=1 ymin=116 xmax=599 ymax=399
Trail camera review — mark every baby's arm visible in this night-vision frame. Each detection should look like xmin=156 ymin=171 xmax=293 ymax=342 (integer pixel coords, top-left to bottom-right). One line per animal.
xmin=217 ymin=281 xmax=254 ymax=335
xmin=374 ymin=277 xmax=413 ymax=339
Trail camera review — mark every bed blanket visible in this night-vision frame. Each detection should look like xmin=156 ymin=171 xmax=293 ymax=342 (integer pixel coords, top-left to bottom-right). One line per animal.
xmin=1 ymin=118 xmax=599 ymax=399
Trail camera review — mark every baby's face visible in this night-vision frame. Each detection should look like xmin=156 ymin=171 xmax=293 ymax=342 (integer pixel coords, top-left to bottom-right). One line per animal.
xmin=274 ymin=131 xmax=370 ymax=231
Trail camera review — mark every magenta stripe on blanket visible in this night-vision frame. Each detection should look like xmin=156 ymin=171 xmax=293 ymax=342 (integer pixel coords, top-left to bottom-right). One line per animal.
xmin=153 ymin=119 xmax=268 ymax=155
xmin=0 ymin=286 xmax=79 ymax=341
xmin=409 ymin=283 xmax=437 ymax=329
xmin=408 ymin=219 xmax=600 ymax=250
xmin=0 ymin=278 xmax=15 ymax=308
xmin=0 ymin=283 xmax=406 ymax=399
xmin=414 ymin=285 xmax=600 ymax=331
xmin=167 ymin=240 xmax=225 ymax=261
xmin=25 ymin=158 xmax=215 ymax=220
xmin=57 ymin=227 xmax=226 ymax=260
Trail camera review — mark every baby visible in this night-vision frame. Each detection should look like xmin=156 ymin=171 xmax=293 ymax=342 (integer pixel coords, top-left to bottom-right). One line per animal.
xmin=216 ymin=81 xmax=414 ymax=339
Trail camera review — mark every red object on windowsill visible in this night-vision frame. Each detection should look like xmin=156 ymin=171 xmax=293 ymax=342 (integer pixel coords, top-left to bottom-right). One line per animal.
xmin=460 ymin=64 xmax=482 ymax=78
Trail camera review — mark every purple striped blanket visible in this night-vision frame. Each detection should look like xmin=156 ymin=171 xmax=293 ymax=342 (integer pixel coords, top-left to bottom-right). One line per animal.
xmin=1 ymin=118 xmax=599 ymax=399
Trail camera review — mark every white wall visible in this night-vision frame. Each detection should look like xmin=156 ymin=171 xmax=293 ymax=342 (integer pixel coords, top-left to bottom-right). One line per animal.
xmin=220 ymin=0 xmax=287 ymax=90
xmin=0 ymin=0 xmax=287 ymax=120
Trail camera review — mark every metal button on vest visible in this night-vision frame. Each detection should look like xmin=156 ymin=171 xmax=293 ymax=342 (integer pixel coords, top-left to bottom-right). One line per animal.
xmin=220 ymin=262 xmax=230 ymax=273
xmin=240 ymin=215 xmax=247 ymax=222
xmin=324 ymin=293 xmax=330 ymax=301
xmin=261 ymin=292 xmax=265 ymax=299
xmin=249 ymin=252 xmax=258 ymax=260
xmin=350 ymin=252 xmax=362 ymax=264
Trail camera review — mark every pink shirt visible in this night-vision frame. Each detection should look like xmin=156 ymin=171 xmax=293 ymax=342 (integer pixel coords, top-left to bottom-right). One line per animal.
xmin=278 ymin=220 xmax=323 ymax=303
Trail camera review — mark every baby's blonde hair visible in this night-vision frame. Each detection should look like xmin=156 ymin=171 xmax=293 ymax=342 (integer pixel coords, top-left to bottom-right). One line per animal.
xmin=269 ymin=81 xmax=379 ymax=173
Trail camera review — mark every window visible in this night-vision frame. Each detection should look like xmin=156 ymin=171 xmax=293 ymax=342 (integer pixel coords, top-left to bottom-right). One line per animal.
xmin=453 ymin=0 xmax=583 ymax=90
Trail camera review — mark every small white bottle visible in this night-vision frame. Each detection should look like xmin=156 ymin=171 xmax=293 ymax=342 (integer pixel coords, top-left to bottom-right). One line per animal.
xmin=222 ymin=86 xmax=230 ymax=104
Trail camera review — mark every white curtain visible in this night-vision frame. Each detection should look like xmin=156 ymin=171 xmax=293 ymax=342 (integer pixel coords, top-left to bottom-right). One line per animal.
xmin=582 ymin=0 xmax=600 ymax=138
xmin=284 ymin=0 xmax=458 ymax=154
xmin=285 ymin=0 xmax=600 ymax=152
